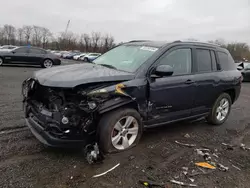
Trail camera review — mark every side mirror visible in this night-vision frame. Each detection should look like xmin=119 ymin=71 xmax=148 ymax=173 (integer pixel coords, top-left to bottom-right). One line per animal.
xmin=153 ymin=65 xmax=174 ymax=77
xmin=237 ymin=66 xmax=243 ymax=71
xmin=12 ymin=51 xmax=16 ymax=54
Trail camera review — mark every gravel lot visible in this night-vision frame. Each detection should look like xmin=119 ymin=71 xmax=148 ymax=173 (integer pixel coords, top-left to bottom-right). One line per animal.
xmin=1 ymin=61 xmax=250 ymax=188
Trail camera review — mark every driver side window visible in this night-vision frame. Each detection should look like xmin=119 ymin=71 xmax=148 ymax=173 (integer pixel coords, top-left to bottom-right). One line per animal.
xmin=158 ymin=48 xmax=192 ymax=76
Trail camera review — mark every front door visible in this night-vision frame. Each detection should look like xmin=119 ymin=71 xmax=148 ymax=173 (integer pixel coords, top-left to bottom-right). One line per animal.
xmin=7 ymin=47 xmax=29 ymax=63
xmin=147 ymin=47 xmax=196 ymax=126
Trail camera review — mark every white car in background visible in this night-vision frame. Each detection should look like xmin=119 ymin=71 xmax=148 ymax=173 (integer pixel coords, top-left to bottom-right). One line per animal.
xmin=80 ymin=53 xmax=102 ymax=62
xmin=73 ymin=53 xmax=87 ymax=60
xmin=0 ymin=45 xmax=17 ymax=51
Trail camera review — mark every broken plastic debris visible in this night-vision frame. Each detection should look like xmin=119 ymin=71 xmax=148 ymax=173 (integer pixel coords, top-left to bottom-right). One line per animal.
xmin=175 ymin=141 xmax=196 ymax=147
xmin=222 ymin=143 xmax=234 ymax=150
xmin=184 ymin=133 xmax=191 ymax=138
xmin=182 ymin=167 xmax=188 ymax=171
xmin=212 ymin=153 xmax=219 ymax=158
xmin=232 ymin=164 xmax=241 ymax=171
xmin=93 ymin=163 xmax=120 ymax=178
xmin=189 ymin=178 xmax=195 ymax=182
xmin=195 ymin=162 xmax=216 ymax=169
xmin=217 ymin=163 xmax=229 ymax=172
xmin=170 ymin=179 xmax=197 ymax=187
xmin=240 ymin=143 xmax=250 ymax=151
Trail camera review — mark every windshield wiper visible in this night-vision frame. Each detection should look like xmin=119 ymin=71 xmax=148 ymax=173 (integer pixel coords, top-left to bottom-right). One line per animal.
xmin=99 ymin=64 xmax=117 ymax=70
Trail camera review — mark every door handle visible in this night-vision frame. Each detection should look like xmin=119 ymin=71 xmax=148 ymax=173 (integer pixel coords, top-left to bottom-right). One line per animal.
xmin=185 ymin=79 xmax=195 ymax=84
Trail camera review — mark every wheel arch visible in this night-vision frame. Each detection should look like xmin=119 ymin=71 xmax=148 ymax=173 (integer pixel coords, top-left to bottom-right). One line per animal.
xmin=98 ymin=97 xmax=139 ymax=115
xmin=223 ymin=88 xmax=236 ymax=103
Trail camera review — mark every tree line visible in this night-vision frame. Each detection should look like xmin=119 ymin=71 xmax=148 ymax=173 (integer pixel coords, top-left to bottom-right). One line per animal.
xmin=0 ymin=24 xmax=249 ymax=61
xmin=0 ymin=24 xmax=115 ymax=53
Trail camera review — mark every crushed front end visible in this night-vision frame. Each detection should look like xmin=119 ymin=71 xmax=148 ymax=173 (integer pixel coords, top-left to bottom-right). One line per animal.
xmin=22 ymin=78 xmax=104 ymax=148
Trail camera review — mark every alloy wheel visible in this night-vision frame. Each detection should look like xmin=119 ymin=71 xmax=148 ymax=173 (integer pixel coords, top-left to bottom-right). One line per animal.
xmin=43 ymin=60 xmax=53 ymax=68
xmin=216 ymin=98 xmax=229 ymax=121
xmin=111 ymin=116 xmax=139 ymax=150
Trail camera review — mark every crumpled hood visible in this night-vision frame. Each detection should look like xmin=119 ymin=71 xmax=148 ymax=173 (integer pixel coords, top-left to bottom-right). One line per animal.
xmin=34 ymin=63 xmax=135 ymax=88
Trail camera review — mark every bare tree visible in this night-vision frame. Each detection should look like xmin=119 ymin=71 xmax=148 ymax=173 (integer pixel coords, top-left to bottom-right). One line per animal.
xmin=83 ymin=33 xmax=91 ymax=52
xmin=23 ymin=25 xmax=33 ymax=45
xmin=3 ymin=24 xmax=16 ymax=45
xmin=32 ymin=25 xmax=43 ymax=47
xmin=0 ymin=27 xmax=4 ymax=45
xmin=17 ymin=28 xmax=24 ymax=46
xmin=91 ymin=32 xmax=101 ymax=51
xmin=41 ymin=27 xmax=51 ymax=48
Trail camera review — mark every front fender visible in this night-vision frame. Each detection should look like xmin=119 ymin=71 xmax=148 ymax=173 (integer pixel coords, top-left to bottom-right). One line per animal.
xmin=98 ymin=97 xmax=136 ymax=114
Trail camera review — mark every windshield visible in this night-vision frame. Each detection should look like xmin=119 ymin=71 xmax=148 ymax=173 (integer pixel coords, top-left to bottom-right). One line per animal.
xmin=93 ymin=45 xmax=158 ymax=72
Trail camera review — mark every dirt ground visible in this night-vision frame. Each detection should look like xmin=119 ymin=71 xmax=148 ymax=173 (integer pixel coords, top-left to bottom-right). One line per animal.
xmin=1 ymin=61 xmax=250 ymax=188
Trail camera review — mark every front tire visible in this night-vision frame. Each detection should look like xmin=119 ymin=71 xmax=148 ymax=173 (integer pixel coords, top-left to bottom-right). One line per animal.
xmin=206 ymin=93 xmax=232 ymax=125
xmin=84 ymin=57 xmax=89 ymax=62
xmin=98 ymin=108 xmax=143 ymax=153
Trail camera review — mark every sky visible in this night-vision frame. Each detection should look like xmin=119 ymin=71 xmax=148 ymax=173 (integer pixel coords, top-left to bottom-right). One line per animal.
xmin=1 ymin=0 xmax=249 ymax=43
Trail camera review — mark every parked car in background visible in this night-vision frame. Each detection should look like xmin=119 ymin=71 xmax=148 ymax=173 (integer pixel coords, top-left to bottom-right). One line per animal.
xmin=82 ymin=53 xmax=101 ymax=62
xmin=73 ymin=53 xmax=86 ymax=60
xmin=64 ymin=52 xmax=82 ymax=59
xmin=22 ymin=40 xmax=241 ymax=155
xmin=52 ymin=51 xmax=62 ymax=57
xmin=0 ymin=46 xmax=61 ymax=68
xmin=237 ymin=62 xmax=250 ymax=81
xmin=0 ymin=45 xmax=17 ymax=51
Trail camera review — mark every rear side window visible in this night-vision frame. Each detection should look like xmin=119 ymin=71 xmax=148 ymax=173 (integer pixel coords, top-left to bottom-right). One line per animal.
xmin=217 ymin=52 xmax=236 ymax=70
xmin=196 ymin=49 xmax=212 ymax=72
xmin=29 ymin=48 xmax=45 ymax=54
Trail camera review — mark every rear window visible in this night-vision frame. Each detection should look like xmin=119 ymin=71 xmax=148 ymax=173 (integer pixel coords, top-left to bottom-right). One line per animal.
xmin=217 ymin=52 xmax=236 ymax=70
xmin=196 ymin=49 xmax=212 ymax=72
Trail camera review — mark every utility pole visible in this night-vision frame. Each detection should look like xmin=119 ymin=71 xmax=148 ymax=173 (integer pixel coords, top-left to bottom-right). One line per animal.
xmin=63 ymin=20 xmax=70 ymax=49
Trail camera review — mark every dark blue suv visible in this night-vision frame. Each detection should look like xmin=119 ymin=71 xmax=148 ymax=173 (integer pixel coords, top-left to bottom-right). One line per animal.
xmin=23 ymin=40 xmax=242 ymax=154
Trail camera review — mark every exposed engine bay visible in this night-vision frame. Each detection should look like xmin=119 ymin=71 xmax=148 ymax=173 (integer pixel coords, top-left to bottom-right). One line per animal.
xmin=22 ymin=78 xmax=124 ymax=163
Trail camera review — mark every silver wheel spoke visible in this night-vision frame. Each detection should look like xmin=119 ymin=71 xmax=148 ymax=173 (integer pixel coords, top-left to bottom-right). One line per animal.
xmin=112 ymin=134 xmax=121 ymax=145
xmin=222 ymin=101 xmax=229 ymax=109
xmin=124 ymin=116 xmax=134 ymax=128
xmin=217 ymin=112 xmax=222 ymax=120
xmin=114 ymin=122 xmax=123 ymax=131
xmin=221 ymin=110 xmax=227 ymax=117
xmin=122 ymin=136 xmax=129 ymax=149
xmin=127 ymin=127 xmax=138 ymax=135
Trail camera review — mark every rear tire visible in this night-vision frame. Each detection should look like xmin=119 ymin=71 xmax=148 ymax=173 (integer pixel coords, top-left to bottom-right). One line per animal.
xmin=206 ymin=93 xmax=232 ymax=125
xmin=98 ymin=108 xmax=143 ymax=153
xmin=0 ymin=57 xmax=3 ymax=66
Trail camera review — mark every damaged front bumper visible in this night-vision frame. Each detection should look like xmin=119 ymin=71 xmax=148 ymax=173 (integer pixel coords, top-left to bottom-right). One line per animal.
xmin=22 ymin=78 xmax=96 ymax=148
xmin=24 ymin=102 xmax=88 ymax=148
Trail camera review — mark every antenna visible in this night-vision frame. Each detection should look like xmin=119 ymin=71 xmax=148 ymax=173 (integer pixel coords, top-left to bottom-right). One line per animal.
xmin=64 ymin=20 xmax=70 ymax=38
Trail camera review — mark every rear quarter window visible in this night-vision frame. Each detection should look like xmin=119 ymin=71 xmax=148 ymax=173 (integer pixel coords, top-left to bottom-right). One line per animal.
xmin=217 ymin=51 xmax=236 ymax=70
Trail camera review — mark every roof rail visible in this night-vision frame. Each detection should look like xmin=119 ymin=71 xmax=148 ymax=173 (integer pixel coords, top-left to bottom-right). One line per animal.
xmin=174 ymin=40 xmax=221 ymax=47
xmin=128 ymin=40 xmax=151 ymax=43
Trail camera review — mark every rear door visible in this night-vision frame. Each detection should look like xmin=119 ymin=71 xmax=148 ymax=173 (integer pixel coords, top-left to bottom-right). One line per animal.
xmin=28 ymin=48 xmax=46 ymax=64
xmin=191 ymin=48 xmax=220 ymax=115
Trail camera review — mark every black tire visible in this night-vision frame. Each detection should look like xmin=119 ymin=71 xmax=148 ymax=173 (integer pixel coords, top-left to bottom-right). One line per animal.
xmin=0 ymin=57 xmax=3 ymax=66
xmin=206 ymin=93 xmax=232 ymax=125
xmin=98 ymin=108 xmax=143 ymax=153
xmin=84 ymin=57 xmax=89 ymax=62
